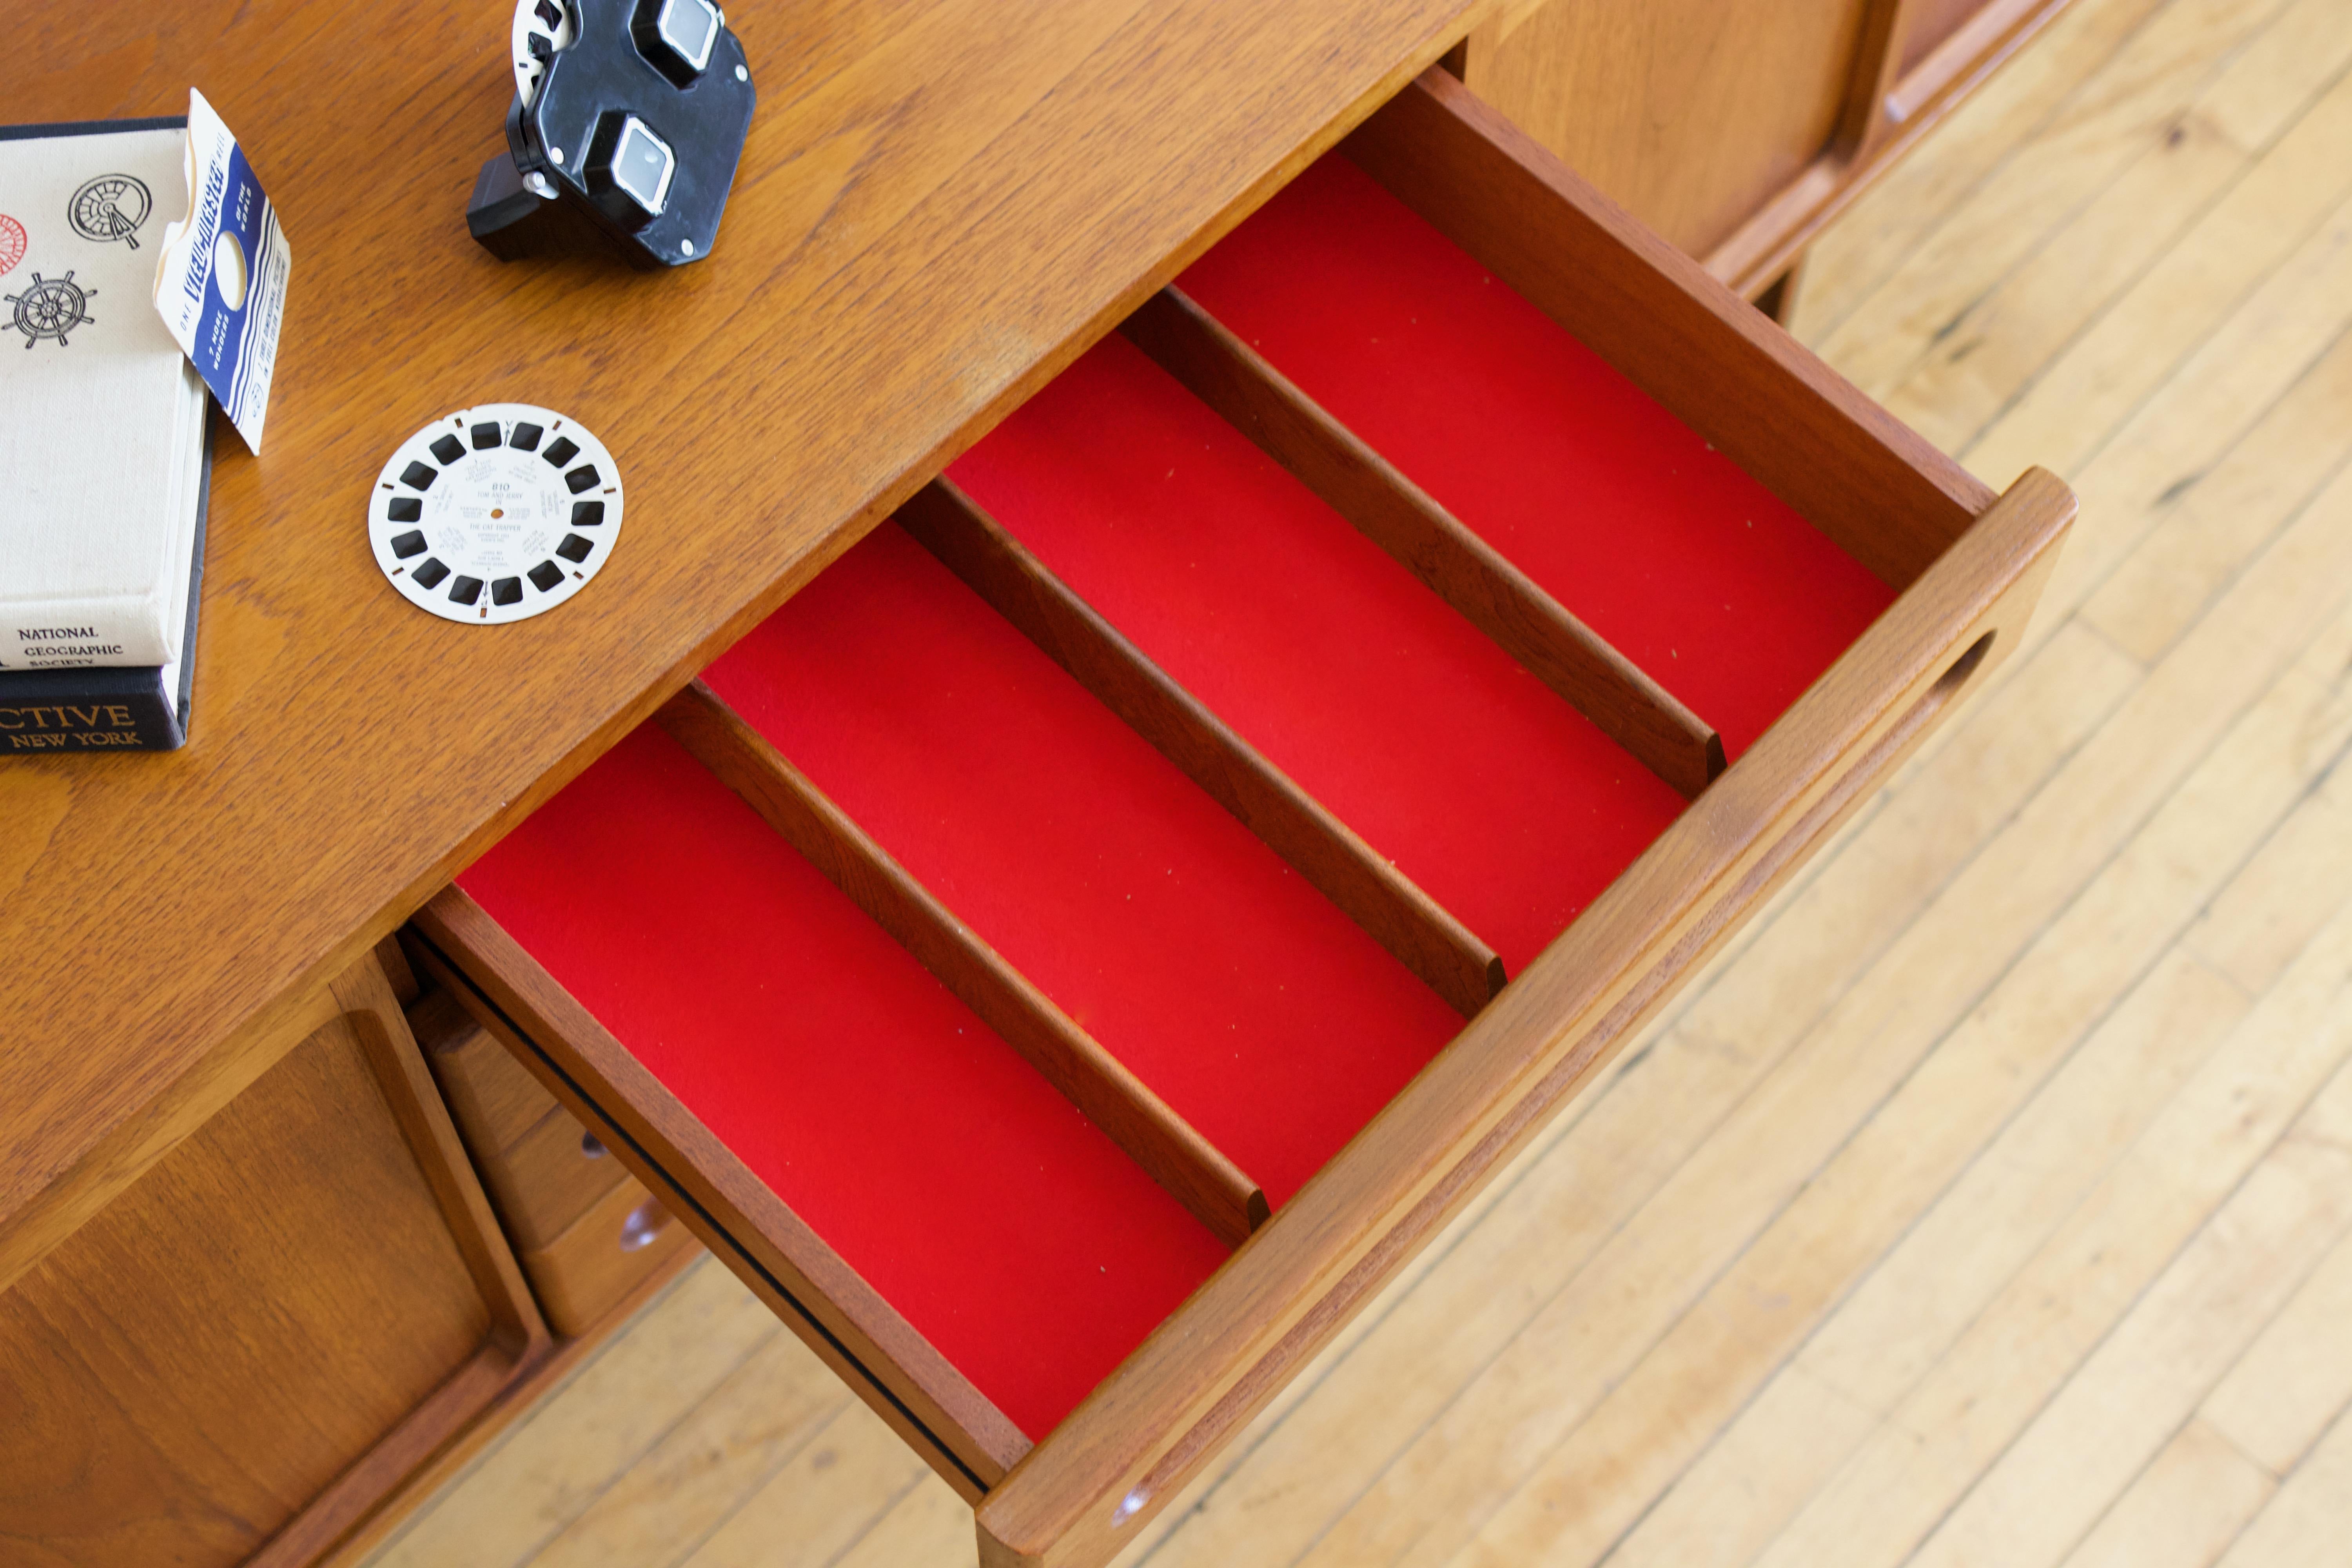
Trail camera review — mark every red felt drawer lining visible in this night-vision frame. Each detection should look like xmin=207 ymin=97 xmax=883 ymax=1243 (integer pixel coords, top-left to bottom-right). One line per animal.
xmin=456 ymin=143 xmax=1905 ymax=1448
xmin=704 ymin=524 xmax=1463 ymax=1212
xmin=1173 ymin=151 xmax=1896 ymax=759
xmin=948 ymin=334 xmax=1687 ymax=974
xmin=457 ymin=725 xmax=1228 ymax=1438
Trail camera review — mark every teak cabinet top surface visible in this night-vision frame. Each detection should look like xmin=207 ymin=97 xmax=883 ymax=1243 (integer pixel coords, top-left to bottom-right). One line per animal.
xmin=0 ymin=0 xmax=1492 ymax=1286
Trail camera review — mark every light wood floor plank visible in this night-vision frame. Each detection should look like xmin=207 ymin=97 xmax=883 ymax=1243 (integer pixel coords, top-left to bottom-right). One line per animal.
xmin=1441 ymin=575 xmax=2350 ymax=1568
xmin=2213 ymin=1403 xmax=2352 ymax=1567
xmin=1964 ymin=49 xmax=2352 ymax=490
xmin=1589 ymin=953 xmax=2241 ymax=1568
xmin=2184 ymin=781 xmax=2352 ymax=997
xmin=1903 ymin=1053 xmax=2352 ymax=1568
xmin=1791 ymin=0 xmax=2173 ymax=343
xmin=529 ymin=1327 xmax=851 ymax=1568
xmin=1814 ymin=0 xmax=2298 ymax=399
xmin=2056 ymin=1417 xmax=2277 ymax=1568
xmin=1574 ymin=944 xmax=2248 ymax=1568
xmin=676 ymin=1401 xmax=933 ymax=1568
xmin=1751 ymin=885 xmax=2352 ymax=1568
xmin=1880 ymin=0 xmax=2352 ymax=457
xmin=826 ymin=1478 xmax=975 ymax=1568
xmin=367 ymin=1260 xmax=779 ymax=1568
xmin=1791 ymin=951 xmax=2245 ymax=1411
xmin=2079 ymin=321 xmax=2352 ymax=665
xmin=2020 ymin=183 xmax=2352 ymax=642
xmin=2202 ymin=1216 xmax=2352 ymax=1475
xmin=1601 ymin=1365 xmax=1879 ymax=1568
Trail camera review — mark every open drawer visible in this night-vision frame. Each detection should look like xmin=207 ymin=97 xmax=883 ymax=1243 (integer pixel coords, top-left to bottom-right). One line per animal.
xmin=407 ymin=67 xmax=2073 ymax=1568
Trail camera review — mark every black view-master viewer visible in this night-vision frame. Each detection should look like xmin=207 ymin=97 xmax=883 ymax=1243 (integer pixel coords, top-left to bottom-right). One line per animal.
xmin=467 ymin=0 xmax=755 ymax=269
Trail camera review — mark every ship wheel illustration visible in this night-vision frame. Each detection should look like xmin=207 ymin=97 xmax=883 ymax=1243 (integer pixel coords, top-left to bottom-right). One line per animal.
xmin=69 ymin=173 xmax=151 ymax=249
xmin=6 ymin=272 xmax=96 ymax=348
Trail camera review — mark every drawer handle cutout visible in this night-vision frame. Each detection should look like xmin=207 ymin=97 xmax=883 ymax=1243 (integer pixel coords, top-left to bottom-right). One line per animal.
xmin=1101 ymin=627 xmax=1996 ymax=1539
xmin=619 ymin=1197 xmax=669 ymax=1253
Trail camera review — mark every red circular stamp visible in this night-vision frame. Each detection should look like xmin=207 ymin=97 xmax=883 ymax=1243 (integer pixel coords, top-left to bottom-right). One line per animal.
xmin=0 ymin=217 xmax=24 ymax=277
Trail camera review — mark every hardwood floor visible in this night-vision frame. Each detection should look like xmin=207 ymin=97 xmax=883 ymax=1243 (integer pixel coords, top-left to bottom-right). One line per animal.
xmin=360 ymin=1 xmax=2352 ymax=1561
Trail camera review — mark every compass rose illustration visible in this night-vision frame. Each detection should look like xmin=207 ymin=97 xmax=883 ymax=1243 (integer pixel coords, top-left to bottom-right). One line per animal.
xmin=68 ymin=173 xmax=151 ymax=249
xmin=6 ymin=272 xmax=96 ymax=348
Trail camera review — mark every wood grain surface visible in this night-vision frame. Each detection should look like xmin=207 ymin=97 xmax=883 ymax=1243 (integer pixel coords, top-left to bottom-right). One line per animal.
xmin=1462 ymin=0 xmax=1882 ymax=258
xmin=0 ymin=0 xmax=1488 ymax=1284
xmin=412 ymin=992 xmax=631 ymax=1252
xmin=516 ymin=1176 xmax=697 ymax=1338
xmin=0 ymin=1013 xmax=481 ymax=1566
xmin=469 ymin=1102 xmax=632 ymax=1254
xmin=413 ymin=988 xmax=566 ymax=1160
xmin=0 ymin=953 xmax=545 ymax=1568
xmin=1458 ymin=0 xmax=2078 ymax=295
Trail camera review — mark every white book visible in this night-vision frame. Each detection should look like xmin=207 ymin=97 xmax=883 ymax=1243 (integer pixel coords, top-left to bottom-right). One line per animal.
xmin=0 ymin=118 xmax=209 ymax=671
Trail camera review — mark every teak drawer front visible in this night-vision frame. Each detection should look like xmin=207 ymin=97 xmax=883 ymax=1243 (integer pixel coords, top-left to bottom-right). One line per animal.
xmin=517 ymin=1172 xmax=696 ymax=1336
xmin=491 ymin=1103 xmax=630 ymax=1252
xmin=413 ymin=986 xmax=565 ymax=1155
xmin=411 ymin=985 xmax=630 ymax=1252
xmin=413 ymin=67 xmax=2073 ymax=1568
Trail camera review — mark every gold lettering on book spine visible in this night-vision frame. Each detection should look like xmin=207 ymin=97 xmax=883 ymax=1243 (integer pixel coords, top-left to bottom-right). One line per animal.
xmin=0 ymin=704 xmax=140 ymax=733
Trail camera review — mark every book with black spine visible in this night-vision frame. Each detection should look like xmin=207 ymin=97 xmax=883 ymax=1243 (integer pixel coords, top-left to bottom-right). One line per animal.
xmin=0 ymin=114 xmax=212 ymax=753
xmin=0 ymin=421 xmax=210 ymax=751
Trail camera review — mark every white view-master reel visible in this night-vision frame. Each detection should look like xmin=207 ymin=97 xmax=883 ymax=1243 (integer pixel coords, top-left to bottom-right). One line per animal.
xmin=368 ymin=403 xmax=624 ymax=625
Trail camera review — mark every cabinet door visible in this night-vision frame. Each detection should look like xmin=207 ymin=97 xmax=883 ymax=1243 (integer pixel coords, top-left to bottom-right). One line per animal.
xmin=0 ymin=958 xmax=546 ymax=1567
xmin=1458 ymin=0 xmax=2073 ymax=293
xmin=1461 ymin=0 xmax=1878 ymax=261
xmin=1901 ymin=0 xmax=2000 ymax=72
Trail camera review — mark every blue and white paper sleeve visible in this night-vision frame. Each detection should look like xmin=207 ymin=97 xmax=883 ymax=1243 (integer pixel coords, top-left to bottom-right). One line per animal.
xmin=152 ymin=89 xmax=290 ymax=454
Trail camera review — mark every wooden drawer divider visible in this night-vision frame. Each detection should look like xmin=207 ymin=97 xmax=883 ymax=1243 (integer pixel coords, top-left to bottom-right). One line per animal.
xmin=1119 ymin=285 xmax=1724 ymax=800
xmin=896 ymin=477 xmax=1505 ymax=1017
xmin=656 ymin=681 xmax=1268 ymax=1247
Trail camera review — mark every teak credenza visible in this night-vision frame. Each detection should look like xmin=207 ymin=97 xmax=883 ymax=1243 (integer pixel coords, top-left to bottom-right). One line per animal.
xmin=2 ymin=4 xmax=2074 ymax=1567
